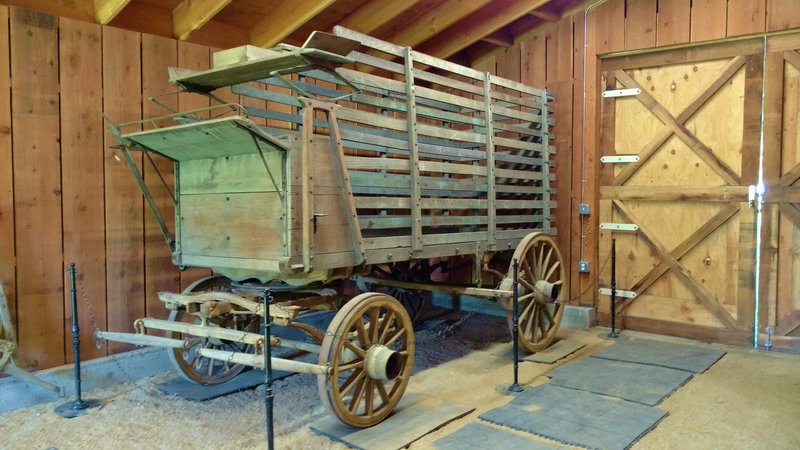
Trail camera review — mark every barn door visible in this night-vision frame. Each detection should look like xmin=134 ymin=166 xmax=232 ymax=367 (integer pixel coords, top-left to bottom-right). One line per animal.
xmin=767 ymin=37 xmax=800 ymax=345
xmin=597 ymin=41 xmax=768 ymax=344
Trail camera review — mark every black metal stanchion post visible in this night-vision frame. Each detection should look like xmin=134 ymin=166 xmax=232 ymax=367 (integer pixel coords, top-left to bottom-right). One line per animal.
xmin=508 ymin=259 xmax=523 ymax=392
xmin=262 ymin=291 xmax=275 ymax=450
xmin=608 ymin=239 xmax=619 ymax=339
xmin=55 ymin=263 xmax=102 ymax=418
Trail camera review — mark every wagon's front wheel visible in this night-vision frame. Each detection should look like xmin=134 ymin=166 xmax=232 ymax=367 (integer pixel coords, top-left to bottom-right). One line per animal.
xmin=165 ymin=275 xmax=260 ymax=385
xmin=317 ymin=293 xmax=415 ymax=428
xmin=505 ymin=233 xmax=568 ymax=352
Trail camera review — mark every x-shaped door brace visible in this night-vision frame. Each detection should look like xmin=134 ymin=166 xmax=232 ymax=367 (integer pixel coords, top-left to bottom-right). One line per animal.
xmin=604 ymin=55 xmax=750 ymax=330
xmin=611 ymin=56 xmax=746 ymax=187
xmin=611 ymin=200 xmax=742 ymax=329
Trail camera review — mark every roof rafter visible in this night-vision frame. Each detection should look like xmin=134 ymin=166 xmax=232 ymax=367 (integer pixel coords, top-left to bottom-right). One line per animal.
xmin=94 ymin=0 xmax=131 ymax=25
xmin=173 ymin=0 xmax=233 ymax=41
xmin=387 ymin=0 xmax=492 ymax=48
xmin=528 ymin=2 xmax=561 ymax=22
xmin=481 ymin=28 xmax=514 ymax=48
xmin=338 ymin=0 xmax=425 ymax=35
xmin=249 ymin=0 xmax=335 ymax=48
xmin=419 ymin=0 xmax=551 ymax=59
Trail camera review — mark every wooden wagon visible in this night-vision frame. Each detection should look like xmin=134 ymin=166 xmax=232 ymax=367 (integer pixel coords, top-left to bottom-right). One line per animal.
xmin=98 ymin=27 xmax=566 ymax=428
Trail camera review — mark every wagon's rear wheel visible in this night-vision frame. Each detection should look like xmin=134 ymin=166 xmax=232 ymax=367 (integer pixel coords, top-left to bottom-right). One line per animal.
xmin=506 ymin=233 xmax=568 ymax=352
xmin=317 ymin=293 xmax=415 ymax=428
xmin=166 ymin=275 xmax=260 ymax=385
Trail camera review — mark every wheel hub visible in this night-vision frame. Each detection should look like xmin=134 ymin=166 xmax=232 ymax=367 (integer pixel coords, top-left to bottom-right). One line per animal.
xmin=365 ymin=344 xmax=402 ymax=381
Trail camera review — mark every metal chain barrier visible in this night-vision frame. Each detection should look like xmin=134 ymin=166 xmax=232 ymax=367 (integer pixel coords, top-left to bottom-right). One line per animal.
xmin=75 ymin=268 xmax=154 ymax=397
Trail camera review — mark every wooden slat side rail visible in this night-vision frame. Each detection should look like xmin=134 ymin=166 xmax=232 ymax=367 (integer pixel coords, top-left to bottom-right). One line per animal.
xmin=10 ymin=7 xmax=64 ymax=369
xmin=358 ymin=214 xmax=545 ymax=230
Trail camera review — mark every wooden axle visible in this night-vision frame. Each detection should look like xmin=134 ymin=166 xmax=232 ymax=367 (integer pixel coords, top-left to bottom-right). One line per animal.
xmin=197 ymin=348 xmax=329 ymax=375
xmin=354 ymin=275 xmax=513 ymax=299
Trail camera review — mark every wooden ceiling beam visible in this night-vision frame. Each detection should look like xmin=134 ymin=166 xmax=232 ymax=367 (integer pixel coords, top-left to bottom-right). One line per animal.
xmin=338 ymin=0 xmax=425 ymax=35
xmin=249 ymin=0 xmax=334 ymax=48
xmin=94 ymin=0 xmax=131 ymax=24
xmin=528 ymin=2 xmax=561 ymax=22
xmin=419 ymin=0 xmax=551 ymax=59
xmin=481 ymin=28 xmax=514 ymax=48
xmin=387 ymin=0 xmax=492 ymax=48
xmin=173 ymin=0 xmax=233 ymax=41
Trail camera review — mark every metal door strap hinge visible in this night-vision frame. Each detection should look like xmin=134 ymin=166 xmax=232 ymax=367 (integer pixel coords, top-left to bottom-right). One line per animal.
xmin=602 ymin=88 xmax=641 ymax=98
xmin=599 ymin=223 xmax=639 ymax=232
xmin=598 ymin=288 xmax=637 ymax=299
xmin=601 ymin=155 xmax=639 ymax=164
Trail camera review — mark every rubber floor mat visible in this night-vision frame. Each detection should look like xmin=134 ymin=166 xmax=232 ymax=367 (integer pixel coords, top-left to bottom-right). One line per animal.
xmin=479 ymin=384 xmax=667 ymax=450
xmin=592 ymin=339 xmax=725 ymax=373
xmin=435 ymin=422 xmax=561 ymax=449
xmin=548 ymin=357 xmax=693 ymax=406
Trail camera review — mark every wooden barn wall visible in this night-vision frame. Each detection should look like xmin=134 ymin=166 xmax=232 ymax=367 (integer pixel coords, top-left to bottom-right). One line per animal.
xmin=0 ymin=5 xmax=202 ymax=370
xmin=479 ymin=0 xmax=800 ymax=312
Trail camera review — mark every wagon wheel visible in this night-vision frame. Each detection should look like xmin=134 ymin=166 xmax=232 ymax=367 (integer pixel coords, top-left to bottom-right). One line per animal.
xmin=165 ymin=275 xmax=261 ymax=385
xmin=317 ymin=293 xmax=415 ymax=428
xmin=363 ymin=260 xmax=431 ymax=324
xmin=506 ymin=233 xmax=568 ymax=353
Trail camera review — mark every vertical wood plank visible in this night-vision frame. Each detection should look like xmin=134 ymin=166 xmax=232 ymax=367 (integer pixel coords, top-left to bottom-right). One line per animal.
xmin=657 ymin=0 xmax=690 ymax=46
xmin=141 ymin=34 xmax=180 ymax=319
xmin=594 ymin=0 xmax=625 ymax=53
xmin=0 ymin=5 xmax=15 ymax=332
xmin=10 ymin=7 xmax=64 ymax=369
xmin=691 ymin=0 xmax=727 ymax=42
xmin=736 ymin=54 xmax=764 ymax=330
xmin=726 ymin=0 xmax=766 ymax=37
xmin=546 ymin=16 xmax=574 ymax=288
xmin=520 ymin=32 xmax=546 ymax=88
xmin=103 ymin=26 xmax=144 ymax=352
xmin=761 ymin=52 xmax=785 ymax=329
xmin=624 ymin=0 xmax=657 ymax=51
xmin=570 ymin=11 xmax=586 ymax=305
xmin=581 ymin=0 xmax=623 ymax=305
xmin=766 ymin=0 xmax=800 ymax=31
xmin=60 ymin=18 xmax=107 ymax=361
xmin=177 ymin=41 xmax=212 ymax=291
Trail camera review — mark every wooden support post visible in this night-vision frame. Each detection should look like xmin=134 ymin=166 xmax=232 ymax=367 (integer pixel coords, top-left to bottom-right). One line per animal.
xmin=300 ymin=99 xmax=315 ymax=272
xmin=483 ymin=72 xmax=497 ymax=248
xmin=404 ymin=47 xmax=423 ymax=255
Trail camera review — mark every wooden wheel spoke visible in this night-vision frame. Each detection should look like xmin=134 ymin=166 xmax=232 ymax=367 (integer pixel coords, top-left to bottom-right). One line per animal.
xmin=348 ymin=376 xmax=368 ymax=413
xmin=339 ymin=359 xmax=365 ymax=372
xmin=377 ymin=310 xmax=396 ymax=344
xmin=519 ymin=277 xmax=537 ymax=293
xmin=375 ymin=380 xmax=389 ymax=404
xmin=340 ymin=369 xmax=365 ymax=397
xmin=343 ymin=340 xmax=367 ymax=358
xmin=536 ymin=244 xmax=544 ymax=279
xmin=538 ymin=307 xmax=549 ymax=336
xmin=545 ymin=260 xmax=561 ymax=281
xmin=385 ymin=328 xmax=405 ymax=347
xmin=542 ymin=304 xmax=555 ymax=324
xmin=365 ymin=380 xmax=375 ymax=416
xmin=542 ymin=247 xmax=553 ymax=275
xmin=354 ymin=317 xmax=371 ymax=346
xmin=522 ymin=302 xmax=537 ymax=337
xmin=369 ymin=307 xmax=380 ymax=343
xmin=521 ymin=259 xmax=535 ymax=282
